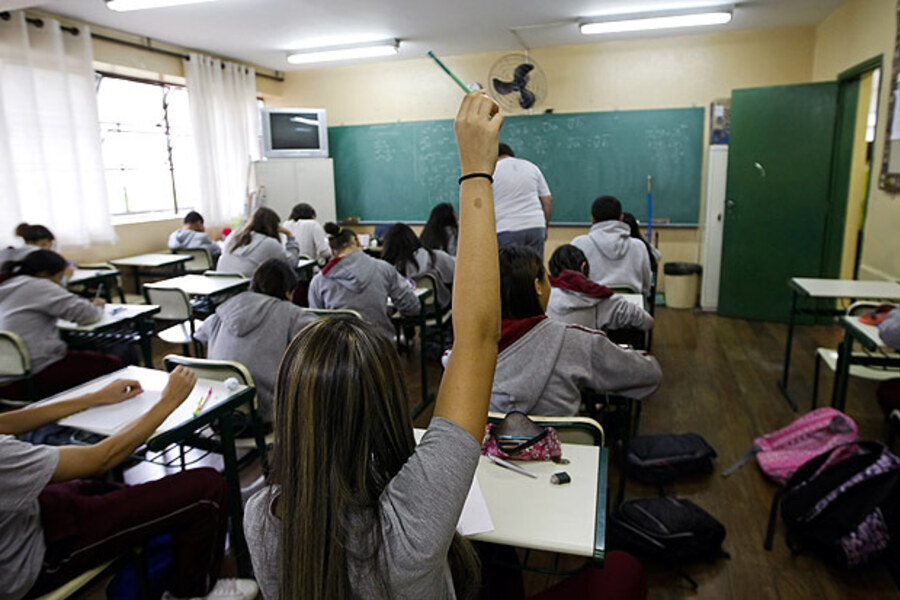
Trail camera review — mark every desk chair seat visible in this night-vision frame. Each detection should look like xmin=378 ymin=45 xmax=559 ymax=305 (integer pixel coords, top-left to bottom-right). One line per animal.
xmin=35 ymin=560 xmax=115 ymax=600
xmin=163 ymin=355 xmax=270 ymax=476
xmin=145 ymin=288 xmax=203 ymax=356
xmin=0 ymin=330 xmax=36 ymax=403
xmin=812 ymin=347 xmax=900 ymax=409
xmin=609 ymin=284 xmax=640 ymax=294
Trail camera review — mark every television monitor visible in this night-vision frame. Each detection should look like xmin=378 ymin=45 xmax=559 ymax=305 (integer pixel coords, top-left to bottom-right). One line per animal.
xmin=261 ymin=108 xmax=328 ymax=158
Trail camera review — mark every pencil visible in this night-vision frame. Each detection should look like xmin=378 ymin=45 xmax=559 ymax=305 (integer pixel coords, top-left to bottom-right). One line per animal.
xmin=487 ymin=454 xmax=538 ymax=479
xmin=427 ymin=50 xmax=471 ymax=94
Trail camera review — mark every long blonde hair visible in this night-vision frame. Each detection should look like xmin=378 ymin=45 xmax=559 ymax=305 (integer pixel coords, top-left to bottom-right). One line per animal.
xmin=270 ymin=316 xmax=480 ymax=599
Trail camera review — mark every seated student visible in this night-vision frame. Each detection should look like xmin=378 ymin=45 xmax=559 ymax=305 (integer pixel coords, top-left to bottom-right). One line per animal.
xmin=0 ymin=250 xmax=123 ymax=400
xmin=245 ymin=93 xmax=646 ymax=600
xmin=307 ymin=223 xmax=420 ymax=339
xmin=0 ymin=367 xmax=258 ymax=600
xmin=168 ymin=210 xmax=222 ymax=264
xmin=420 ymin=202 xmax=459 ymax=256
xmin=880 ymin=306 xmax=900 ymax=349
xmin=217 ymin=207 xmax=299 ymax=278
xmin=491 ymin=245 xmax=661 ymax=416
xmin=622 ymin=212 xmax=661 ymax=273
xmin=0 ymin=223 xmax=60 ymax=266
xmin=194 ymin=259 xmax=318 ymax=424
xmin=571 ymin=196 xmax=652 ymax=295
xmin=547 ymin=244 xmax=653 ymax=332
xmin=282 ymin=203 xmax=331 ymax=265
xmin=381 ymin=222 xmax=455 ymax=309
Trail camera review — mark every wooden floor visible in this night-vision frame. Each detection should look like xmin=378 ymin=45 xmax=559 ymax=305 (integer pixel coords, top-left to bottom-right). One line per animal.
xmin=79 ymin=307 xmax=899 ymax=599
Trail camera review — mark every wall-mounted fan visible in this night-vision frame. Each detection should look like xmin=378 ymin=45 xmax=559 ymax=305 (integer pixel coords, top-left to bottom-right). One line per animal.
xmin=489 ymin=54 xmax=547 ymax=112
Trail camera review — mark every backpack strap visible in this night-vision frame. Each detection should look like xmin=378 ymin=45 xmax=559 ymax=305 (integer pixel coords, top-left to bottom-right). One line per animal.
xmin=763 ymin=489 xmax=784 ymax=551
xmin=721 ymin=446 xmax=758 ymax=478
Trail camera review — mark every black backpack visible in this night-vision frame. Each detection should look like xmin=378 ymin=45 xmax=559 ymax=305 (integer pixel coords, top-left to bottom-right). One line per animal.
xmin=609 ymin=496 xmax=728 ymax=589
xmin=626 ymin=433 xmax=717 ymax=485
xmin=766 ymin=441 xmax=900 ymax=568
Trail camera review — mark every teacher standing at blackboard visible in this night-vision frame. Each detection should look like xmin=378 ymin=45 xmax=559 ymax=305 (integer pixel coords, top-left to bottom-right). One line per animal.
xmin=492 ymin=143 xmax=553 ymax=257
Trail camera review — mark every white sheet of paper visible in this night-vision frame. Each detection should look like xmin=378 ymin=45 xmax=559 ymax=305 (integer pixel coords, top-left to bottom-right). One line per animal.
xmin=456 ymin=475 xmax=494 ymax=536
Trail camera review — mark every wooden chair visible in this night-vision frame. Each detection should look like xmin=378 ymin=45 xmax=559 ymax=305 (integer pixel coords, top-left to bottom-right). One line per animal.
xmin=811 ymin=302 xmax=900 ymax=409
xmin=173 ymin=248 xmax=214 ymax=274
xmin=144 ymin=288 xmax=204 ymax=356
xmin=163 ymin=354 xmax=270 ymax=476
xmin=0 ymin=330 xmax=35 ymax=403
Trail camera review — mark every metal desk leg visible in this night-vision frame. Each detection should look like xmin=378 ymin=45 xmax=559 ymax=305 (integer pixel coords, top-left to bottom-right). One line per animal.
xmin=830 ymin=330 xmax=854 ymax=412
xmin=132 ymin=268 xmax=142 ymax=298
xmin=137 ymin=316 xmax=154 ymax=367
xmin=218 ymin=411 xmax=252 ymax=578
xmin=778 ymin=290 xmax=799 ymax=411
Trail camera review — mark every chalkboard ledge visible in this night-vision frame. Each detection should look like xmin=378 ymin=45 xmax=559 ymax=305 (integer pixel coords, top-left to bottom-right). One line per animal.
xmin=347 ymin=221 xmax=698 ymax=228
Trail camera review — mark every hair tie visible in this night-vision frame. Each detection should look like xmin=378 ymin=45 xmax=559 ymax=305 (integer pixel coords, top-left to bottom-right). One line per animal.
xmin=458 ymin=172 xmax=493 ymax=185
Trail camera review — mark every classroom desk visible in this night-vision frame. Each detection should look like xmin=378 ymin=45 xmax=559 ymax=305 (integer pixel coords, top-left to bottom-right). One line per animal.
xmin=778 ymin=278 xmax=900 ymax=411
xmin=39 ymin=366 xmax=262 ymax=578
xmin=58 ymin=304 xmax=160 ymax=367
xmin=619 ymin=293 xmax=646 ymax=309
xmin=144 ymin=274 xmax=250 ymax=305
xmin=67 ymin=268 xmax=121 ymax=301
xmin=390 ymin=287 xmax=434 ymax=418
xmin=296 ymin=258 xmax=316 ymax=280
xmin=831 ymin=316 xmax=900 ymax=412
xmin=111 ymin=254 xmax=191 ymax=294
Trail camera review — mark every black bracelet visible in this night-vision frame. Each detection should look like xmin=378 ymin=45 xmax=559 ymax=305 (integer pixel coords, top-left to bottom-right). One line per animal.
xmin=458 ymin=172 xmax=493 ymax=184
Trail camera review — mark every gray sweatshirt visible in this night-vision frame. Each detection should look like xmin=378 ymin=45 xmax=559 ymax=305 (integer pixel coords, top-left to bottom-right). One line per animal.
xmin=308 ymin=251 xmax=421 ymax=338
xmin=491 ymin=317 xmax=662 ymax=416
xmin=168 ymin=229 xmax=221 ymax=263
xmin=0 ymin=246 xmax=37 ymax=268
xmin=879 ymin=307 xmax=900 ymax=349
xmin=397 ymin=248 xmax=455 ymax=309
xmin=572 ymin=221 xmax=652 ymax=295
xmin=194 ymin=292 xmax=317 ymax=423
xmin=547 ymin=287 xmax=653 ymax=331
xmin=217 ymin=232 xmax=300 ymax=278
xmin=0 ymin=276 xmax=103 ymax=376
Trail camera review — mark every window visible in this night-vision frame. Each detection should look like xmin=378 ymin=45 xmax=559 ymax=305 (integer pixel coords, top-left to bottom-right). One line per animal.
xmin=96 ymin=75 xmax=199 ymax=218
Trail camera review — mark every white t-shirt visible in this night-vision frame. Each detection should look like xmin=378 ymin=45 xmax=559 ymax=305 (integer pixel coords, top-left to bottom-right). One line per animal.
xmin=491 ymin=157 xmax=551 ymax=233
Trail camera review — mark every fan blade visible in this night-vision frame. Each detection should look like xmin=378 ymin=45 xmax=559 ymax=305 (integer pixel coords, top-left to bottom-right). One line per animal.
xmin=493 ymin=78 xmax=518 ymax=96
xmin=512 ymin=63 xmax=534 ymax=87
xmin=518 ymin=87 xmax=536 ymax=110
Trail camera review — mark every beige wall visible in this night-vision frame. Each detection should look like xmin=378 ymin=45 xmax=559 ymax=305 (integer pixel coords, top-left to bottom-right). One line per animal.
xmin=840 ymin=71 xmax=874 ymax=280
xmin=270 ymin=27 xmax=817 ymax=290
xmin=62 ymin=218 xmax=182 ymax=265
xmin=813 ymin=0 xmax=900 ymax=282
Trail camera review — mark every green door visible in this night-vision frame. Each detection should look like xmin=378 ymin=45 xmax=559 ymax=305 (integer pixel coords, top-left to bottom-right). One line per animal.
xmin=718 ymin=83 xmax=838 ymax=321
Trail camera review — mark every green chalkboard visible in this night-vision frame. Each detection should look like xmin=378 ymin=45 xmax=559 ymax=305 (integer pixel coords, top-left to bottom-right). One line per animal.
xmin=329 ymin=107 xmax=704 ymax=224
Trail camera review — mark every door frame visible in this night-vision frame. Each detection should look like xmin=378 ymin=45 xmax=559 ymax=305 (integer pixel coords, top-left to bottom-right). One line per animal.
xmin=821 ymin=55 xmax=883 ymax=279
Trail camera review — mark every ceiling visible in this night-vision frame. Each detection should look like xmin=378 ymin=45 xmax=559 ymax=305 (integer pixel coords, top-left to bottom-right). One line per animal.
xmin=21 ymin=0 xmax=844 ymax=71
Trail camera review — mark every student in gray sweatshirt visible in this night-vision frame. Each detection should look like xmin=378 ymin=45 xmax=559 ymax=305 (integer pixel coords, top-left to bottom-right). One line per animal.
xmin=167 ymin=211 xmax=221 ymax=264
xmin=546 ymin=244 xmax=653 ymax=332
xmin=0 ymin=250 xmax=122 ymax=400
xmin=880 ymin=306 xmax=900 ymax=349
xmin=572 ymin=195 xmax=653 ymax=295
xmin=217 ymin=207 xmax=300 ymax=277
xmin=195 ymin=259 xmax=317 ymax=424
xmin=0 ymin=224 xmax=61 ymax=269
xmin=491 ymin=245 xmax=661 ymax=416
xmin=308 ymin=223 xmax=421 ymax=338
xmin=381 ymin=223 xmax=455 ymax=309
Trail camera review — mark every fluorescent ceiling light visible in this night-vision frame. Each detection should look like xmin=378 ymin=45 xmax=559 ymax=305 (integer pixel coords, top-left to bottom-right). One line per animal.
xmin=287 ymin=40 xmax=399 ymax=65
xmin=581 ymin=11 xmax=732 ymax=35
xmin=106 ymin=0 xmax=214 ymax=11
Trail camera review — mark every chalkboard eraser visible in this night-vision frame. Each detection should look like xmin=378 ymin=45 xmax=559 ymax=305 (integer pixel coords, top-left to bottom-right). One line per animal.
xmin=651 ymin=217 xmax=671 ymax=224
xmin=341 ymin=216 xmax=361 ymax=225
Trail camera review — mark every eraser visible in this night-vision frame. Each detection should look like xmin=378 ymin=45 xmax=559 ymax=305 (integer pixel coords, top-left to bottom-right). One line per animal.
xmin=224 ymin=377 xmax=239 ymax=391
xmin=550 ymin=471 xmax=571 ymax=485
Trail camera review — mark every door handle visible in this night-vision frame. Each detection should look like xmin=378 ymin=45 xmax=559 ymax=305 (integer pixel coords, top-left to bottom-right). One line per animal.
xmin=726 ymin=200 xmax=735 ymax=208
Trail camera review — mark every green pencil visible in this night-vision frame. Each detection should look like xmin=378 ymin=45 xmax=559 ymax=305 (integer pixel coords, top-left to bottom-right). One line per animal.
xmin=427 ymin=50 xmax=471 ymax=94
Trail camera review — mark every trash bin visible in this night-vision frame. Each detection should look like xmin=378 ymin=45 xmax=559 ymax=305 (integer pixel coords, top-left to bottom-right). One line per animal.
xmin=663 ymin=262 xmax=702 ymax=309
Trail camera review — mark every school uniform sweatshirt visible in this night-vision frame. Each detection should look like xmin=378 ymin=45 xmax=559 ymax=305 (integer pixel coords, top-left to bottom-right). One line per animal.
xmin=491 ymin=316 xmax=662 ymax=416
xmin=0 ymin=276 xmax=103 ymax=377
xmin=571 ymin=221 xmax=652 ymax=295
xmin=308 ymin=251 xmax=421 ymax=339
xmin=547 ymin=270 xmax=653 ymax=332
xmin=880 ymin=307 xmax=900 ymax=349
xmin=216 ymin=231 xmax=300 ymax=278
xmin=167 ymin=229 xmax=221 ymax=263
xmin=194 ymin=291 xmax=317 ymax=423
xmin=397 ymin=248 xmax=455 ymax=309
xmin=0 ymin=245 xmax=37 ymax=267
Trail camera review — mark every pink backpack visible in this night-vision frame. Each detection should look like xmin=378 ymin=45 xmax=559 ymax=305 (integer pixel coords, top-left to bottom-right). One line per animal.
xmin=723 ymin=408 xmax=858 ymax=485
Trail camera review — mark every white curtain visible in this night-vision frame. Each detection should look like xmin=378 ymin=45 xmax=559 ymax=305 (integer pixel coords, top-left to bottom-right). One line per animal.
xmin=0 ymin=11 xmax=114 ymax=249
xmin=184 ymin=53 xmax=259 ymax=226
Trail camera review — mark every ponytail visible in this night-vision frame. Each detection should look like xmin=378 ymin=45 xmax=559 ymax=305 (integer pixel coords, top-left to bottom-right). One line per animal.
xmin=323 ymin=223 xmax=357 ymax=253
